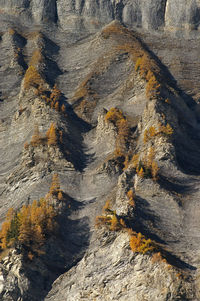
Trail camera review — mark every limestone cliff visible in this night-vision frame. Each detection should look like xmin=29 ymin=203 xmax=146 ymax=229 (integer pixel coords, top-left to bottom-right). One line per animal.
xmin=1 ymin=0 xmax=200 ymax=32
xmin=0 ymin=1 xmax=200 ymax=301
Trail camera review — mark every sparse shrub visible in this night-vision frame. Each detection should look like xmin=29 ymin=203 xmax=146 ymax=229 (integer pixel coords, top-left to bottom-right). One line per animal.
xmin=143 ymin=123 xmax=173 ymax=143
xmin=105 ymin=107 xmax=124 ymax=124
xmin=24 ymin=31 xmax=42 ymax=40
xmin=105 ymin=108 xmax=130 ymax=157
xmin=30 ymin=49 xmax=44 ymax=67
xmin=151 ymin=252 xmax=163 ymax=263
xmin=30 ymin=125 xmax=43 ymax=146
xmin=129 ymin=232 xmax=154 ymax=254
xmin=143 ymin=129 xmax=149 ymax=144
xmin=165 ymin=98 xmax=171 ymax=104
xmin=24 ymin=142 xmax=29 ymax=149
xmin=146 ymin=147 xmax=155 ymax=169
xmin=95 ymin=201 xmax=124 ymax=231
xmin=8 ymin=28 xmax=15 ymax=35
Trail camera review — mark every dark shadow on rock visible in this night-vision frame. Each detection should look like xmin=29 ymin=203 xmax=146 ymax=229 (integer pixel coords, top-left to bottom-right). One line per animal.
xmin=158 ymin=175 xmax=199 ymax=196
xmin=161 ymin=249 xmax=197 ymax=271
xmin=63 ymin=105 xmax=94 ymax=171
xmin=126 ymin=195 xmax=197 ymax=271
xmin=174 ymin=125 xmax=200 ymax=175
xmin=45 ymin=58 xmax=62 ymax=86
xmin=127 ymin=196 xmax=166 ymax=245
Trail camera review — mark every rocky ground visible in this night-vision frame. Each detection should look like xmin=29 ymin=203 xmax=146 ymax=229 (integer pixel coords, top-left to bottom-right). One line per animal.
xmin=0 ymin=1 xmax=200 ymax=300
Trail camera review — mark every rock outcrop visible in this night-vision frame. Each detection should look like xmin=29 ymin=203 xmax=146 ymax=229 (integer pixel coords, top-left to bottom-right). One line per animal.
xmin=0 ymin=1 xmax=200 ymax=300
xmin=1 ymin=0 xmax=200 ymax=32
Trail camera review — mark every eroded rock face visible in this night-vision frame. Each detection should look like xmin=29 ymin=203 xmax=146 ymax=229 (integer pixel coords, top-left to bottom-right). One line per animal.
xmin=1 ymin=0 xmax=200 ymax=32
xmin=45 ymin=232 xmax=192 ymax=301
xmin=0 ymin=3 xmax=200 ymax=300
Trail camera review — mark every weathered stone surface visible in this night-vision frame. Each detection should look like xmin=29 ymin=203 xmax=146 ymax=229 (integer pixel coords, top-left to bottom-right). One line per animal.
xmin=0 ymin=2 xmax=200 ymax=300
xmin=45 ymin=232 xmax=193 ymax=301
xmin=1 ymin=0 xmax=200 ymax=33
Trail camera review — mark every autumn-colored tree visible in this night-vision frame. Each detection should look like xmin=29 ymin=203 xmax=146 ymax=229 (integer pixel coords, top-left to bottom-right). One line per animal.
xmin=146 ymin=147 xmax=155 ymax=169
xmin=123 ymin=155 xmax=130 ymax=170
xmin=117 ymin=119 xmax=129 ymax=153
xmin=0 ymin=180 xmax=60 ymax=257
xmin=129 ymin=232 xmax=154 ymax=254
xmin=58 ymin=191 xmax=63 ymax=201
xmin=138 ymin=167 xmax=144 ymax=178
xmin=146 ymin=75 xmax=161 ymax=99
xmin=0 ymin=197 xmax=57 ymax=255
xmin=18 ymin=205 xmax=34 ymax=247
xmin=49 ymin=174 xmax=60 ymax=196
xmin=50 ymin=84 xmax=61 ymax=108
xmin=135 ymin=57 xmax=142 ymax=72
xmin=8 ymin=28 xmax=15 ymax=35
xmin=127 ymin=190 xmax=135 ymax=208
xmin=6 ymin=213 xmax=20 ymax=246
xmin=158 ymin=123 xmax=173 ymax=136
xmin=105 ymin=108 xmax=124 ymax=125
xmin=61 ymin=104 xmax=66 ymax=113
xmin=24 ymin=65 xmax=44 ymax=90
xmin=151 ymin=252 xmax=164 ymax=264
xmin=59 ymin=130 xmax=63 ymax=144
xmin=24 ymin=142 xmax=29 ymax=149
xmin=143 ymin=129 xmax=149 ymax=144
xmin=46 ymin=123 xmax=57 ymax=146
xmin=54 ymin=101 xmax=60 ymax=111
xmin=109 ymin=214 xmax=120 ymax=231
xmin=105 ymin=108 xmax=130 ymax=155
xmin=0 ymin=208 xmax=14 ymax=249
xmin=131 ymin=154 xmax=139 ymax=168
xmin=149 ymin=126 xmax=157 ymax=137
xmin=103 ymin=200 xmax=111 ymax=213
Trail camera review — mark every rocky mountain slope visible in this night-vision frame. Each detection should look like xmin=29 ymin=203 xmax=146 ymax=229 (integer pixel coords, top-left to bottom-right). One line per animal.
xmin=0 ymin=1 xmax=200 ymax=300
